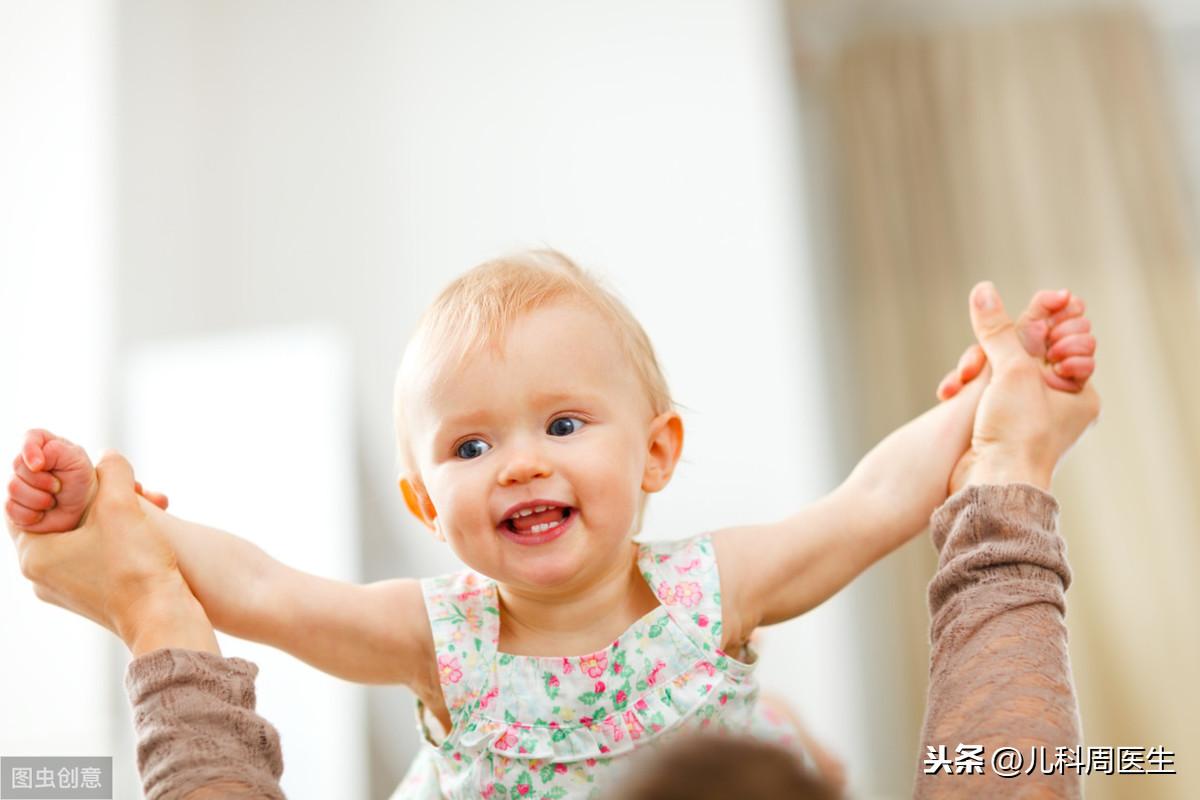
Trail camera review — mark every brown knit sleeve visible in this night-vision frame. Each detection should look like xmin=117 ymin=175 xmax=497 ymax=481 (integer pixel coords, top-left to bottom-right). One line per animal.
xmin=124 ymin=648 xmax=285 ymax=800
xmin=913 ymin=484 xmax=1082 ymax=799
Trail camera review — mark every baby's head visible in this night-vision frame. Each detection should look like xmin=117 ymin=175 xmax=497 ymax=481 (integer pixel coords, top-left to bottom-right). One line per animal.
xmin=394 ymin=250 xmax=684 ymax=590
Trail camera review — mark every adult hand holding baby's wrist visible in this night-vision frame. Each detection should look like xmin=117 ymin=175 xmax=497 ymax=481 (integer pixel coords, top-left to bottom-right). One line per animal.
xmin=947 ymin=283 xmax=1099 ymax=497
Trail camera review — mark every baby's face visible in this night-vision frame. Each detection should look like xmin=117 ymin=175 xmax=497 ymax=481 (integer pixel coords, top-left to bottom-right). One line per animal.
xmin=403 ymin=301 xmax=669 ymax=591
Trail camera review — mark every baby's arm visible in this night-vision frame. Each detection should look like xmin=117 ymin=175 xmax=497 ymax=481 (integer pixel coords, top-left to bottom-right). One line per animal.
xmin=148 ymin=507 xmax=437 ymax=688
xmin=712 ymin=290 xmax=1094 ymax=640
xmin=6 ymin=432 xmax=437 ymax=694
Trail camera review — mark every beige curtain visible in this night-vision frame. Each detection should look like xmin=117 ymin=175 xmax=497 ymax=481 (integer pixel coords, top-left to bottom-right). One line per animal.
xmin=794 ymin=4 xmax=1200 ymax=798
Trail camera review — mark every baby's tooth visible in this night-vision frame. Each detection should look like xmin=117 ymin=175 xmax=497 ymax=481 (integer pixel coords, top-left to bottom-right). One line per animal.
xmin=533 ymin=505 xmax=547 ymax=513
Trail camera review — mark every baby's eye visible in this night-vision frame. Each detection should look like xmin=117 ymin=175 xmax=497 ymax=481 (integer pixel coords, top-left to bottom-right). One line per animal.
xmin=547 ymin=417 xmax=586 ymax=437
xmin=455 ymin=439 xmax=491 ymax=459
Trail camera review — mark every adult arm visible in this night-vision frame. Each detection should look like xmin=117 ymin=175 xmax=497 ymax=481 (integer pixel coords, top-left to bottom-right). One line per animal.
xmin=126 ymin=647 xmax=285 ymax=800
xmin=914 ymin=483 xmax=1081 ymax=799
xmin=911 ymin=283 xmax=1100 ymax=798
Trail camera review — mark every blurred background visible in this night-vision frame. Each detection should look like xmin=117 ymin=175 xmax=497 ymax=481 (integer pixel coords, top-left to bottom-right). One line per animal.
xmin=2 ymin=1 xmax=1197 ymax=797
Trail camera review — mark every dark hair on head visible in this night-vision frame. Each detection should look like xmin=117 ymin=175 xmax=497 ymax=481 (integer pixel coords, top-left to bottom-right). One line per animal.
xmin=609 ymin=733 xmax=842 ymax=800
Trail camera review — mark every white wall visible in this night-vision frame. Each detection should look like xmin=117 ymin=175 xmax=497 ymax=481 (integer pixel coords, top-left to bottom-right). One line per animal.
xmin=0 ymin=0 xmax=118 ymax=779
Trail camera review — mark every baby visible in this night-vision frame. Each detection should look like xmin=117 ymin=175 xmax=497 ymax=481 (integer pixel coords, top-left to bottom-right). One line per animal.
xmin=6 ymin=251 xmax=1095 ymax=799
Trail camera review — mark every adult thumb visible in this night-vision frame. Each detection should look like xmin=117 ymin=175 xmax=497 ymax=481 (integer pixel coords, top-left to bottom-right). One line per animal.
xmin=95 ymin=450 xmax=136 ymax=496
xmin=969 ymin=282 xmax=1025 ymax=372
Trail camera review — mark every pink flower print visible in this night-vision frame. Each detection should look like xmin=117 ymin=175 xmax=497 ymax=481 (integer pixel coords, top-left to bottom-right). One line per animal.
xmin=674 ymin=557 xmax=701 ymax=574
xmin=696 ymin=613 xmax=709 ymax=628
xmin=438 ymin=655 xmax=463 ymax=685
xmin=594 ymin=681 xmax=606 ymax=693
xmin=480 ymin=687 xmax=499 ymax=709
xmin=657 ymin=580 xmax=703 ymax=607
xmin=482 ymin=784 xmax=495 ymax=799
xmin=554 ymin=763 xmax=568 ymax=775
xmin=624 ymin=710 xmax=645 ymax=740
xmin=601 ymin=716 xmax=624 ymax=742
xmin=646 ymin=659 xmax=667 ymax=687
xmin=696 ymin=660 xmax=716 ymax=677
xmin=634 ymin=698 xmax=649 ymax=712
xmin=579 ymin=653 xmax=608 ymax=679
xmin=516 ymin=782 xmax=531 ymax=796
xmin=676 ymin=581 xmax=703 ymax=608
xmin=561 ymin=657 xmax=573 ymax=674
xmin=548 ymin=675 xmax=560 ymax=688
xmin=494 ymin=729 xmax=518 ymax=751
xmin=655 ymin=580 xmax=675 ymax=604
xmin=586 ymin=758 xmax=597 ymax=767
xmin=719 ymin=693 xmax=728 ymax=705
xmin=599 ymin=744 xmax=612 ymax=754
xmin=615 ymin=689 xmax=627 ymax=706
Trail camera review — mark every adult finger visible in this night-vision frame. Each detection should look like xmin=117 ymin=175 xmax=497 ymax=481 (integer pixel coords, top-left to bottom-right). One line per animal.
xmin=94 ymin=451 xmax=137 ymax=498
xmin=968 ymin=282 xmax=1027 ymax=372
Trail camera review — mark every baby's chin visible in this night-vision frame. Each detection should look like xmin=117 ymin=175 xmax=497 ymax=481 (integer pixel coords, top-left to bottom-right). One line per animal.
xmin=490 ymin=530 xmax=639 ymax=591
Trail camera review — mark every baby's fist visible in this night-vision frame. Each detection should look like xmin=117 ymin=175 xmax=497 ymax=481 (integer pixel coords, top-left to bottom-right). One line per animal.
xmin=6 ymin=430 xmax=98 ymax=533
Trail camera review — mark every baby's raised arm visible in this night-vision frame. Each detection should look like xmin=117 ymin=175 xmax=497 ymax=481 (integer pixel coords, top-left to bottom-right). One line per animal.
xmin=712 ymin=289 xmax=1094 ymax=641
xmin=6 ymin=431 xmax=437 ymax=695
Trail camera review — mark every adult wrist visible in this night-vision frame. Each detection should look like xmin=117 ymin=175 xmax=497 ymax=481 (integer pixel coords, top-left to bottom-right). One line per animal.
xmin=118 ymin=582 xmax=220 ymax=657
xmin=963 ymin=454 xmax=1052 ymax=492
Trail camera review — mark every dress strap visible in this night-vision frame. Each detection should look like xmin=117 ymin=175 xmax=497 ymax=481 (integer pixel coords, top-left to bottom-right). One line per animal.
xmin=638 ymin=533 xmax=726 ymax=657
xmin=420 ymin=569 xmax=501 ymax=722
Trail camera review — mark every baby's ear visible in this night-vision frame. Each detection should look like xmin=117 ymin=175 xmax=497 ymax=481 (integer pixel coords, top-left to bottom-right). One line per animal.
xmin=399 ymin=474 xmax=442 ymax=539
xmin=642 ymin=411 xmax=684 ymax=494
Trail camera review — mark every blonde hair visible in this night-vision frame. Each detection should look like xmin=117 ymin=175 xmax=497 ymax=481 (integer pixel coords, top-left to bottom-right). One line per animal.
xmin=394 ymin=249 xmax=675 ymax=480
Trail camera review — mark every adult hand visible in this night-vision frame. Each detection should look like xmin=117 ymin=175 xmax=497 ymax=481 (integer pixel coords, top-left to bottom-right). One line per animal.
xmin=7 ymin=451 xmax=218 ymax=656
xmin=949 ymin=282 xmax=1101 ymax=494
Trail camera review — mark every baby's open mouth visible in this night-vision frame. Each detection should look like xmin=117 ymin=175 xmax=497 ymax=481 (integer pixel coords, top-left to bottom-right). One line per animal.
xmin=505 ymin=505 xmax=572 ymax=534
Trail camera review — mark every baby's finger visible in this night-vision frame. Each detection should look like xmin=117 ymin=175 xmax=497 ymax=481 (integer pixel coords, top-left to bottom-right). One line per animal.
xmin=1031 ymin=288 xmax=1072 ymax=315
xmin=11 ymin=456 xmax=60 ymax=494
xmin=1053 ymin=355 xmax=1095 ymax=380
xmin=1047 ymin=316 xmax=1091 ymax=344
xmin=21 ymin=429 xmax=53 ymax=472
xmin=7 ymin=476 xmax=56 ymax=511
xmin=1047 ymin=295 xmax=1085 ymax=328
xmin=5 ymin=498 xmax=45 ymax=528
xmin=1046 ymin=333 xmax=1096 ymax=363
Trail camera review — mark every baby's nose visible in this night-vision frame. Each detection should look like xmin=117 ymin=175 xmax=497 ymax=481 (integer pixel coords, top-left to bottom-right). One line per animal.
xmin=497 ymin=450 xmax=553 ymax=485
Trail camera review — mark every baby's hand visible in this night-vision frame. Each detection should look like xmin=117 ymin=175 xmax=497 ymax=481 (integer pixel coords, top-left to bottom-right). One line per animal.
xmin=5 ymin=429 xmax=168 ymax=534
xmin=937 ymin=288 xmax=1095 ymax=400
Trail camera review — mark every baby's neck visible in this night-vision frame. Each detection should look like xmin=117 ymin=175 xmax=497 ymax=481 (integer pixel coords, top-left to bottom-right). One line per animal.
xmin=495 ymin=543 xmax=660 ymax=657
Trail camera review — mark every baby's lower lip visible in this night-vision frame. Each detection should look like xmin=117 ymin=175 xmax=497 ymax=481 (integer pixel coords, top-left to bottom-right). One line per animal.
xmin=498 ymin=508 xmax=574 ymax=546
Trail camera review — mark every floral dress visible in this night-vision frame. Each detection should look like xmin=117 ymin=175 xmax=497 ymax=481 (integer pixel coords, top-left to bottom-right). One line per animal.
xmin=390 ymin=534 xmax=813 ymax=800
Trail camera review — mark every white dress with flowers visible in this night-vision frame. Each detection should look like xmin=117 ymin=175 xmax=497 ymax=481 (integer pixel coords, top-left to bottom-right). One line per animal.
xmin=390 ymin=534 xmax=811 ymax=800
